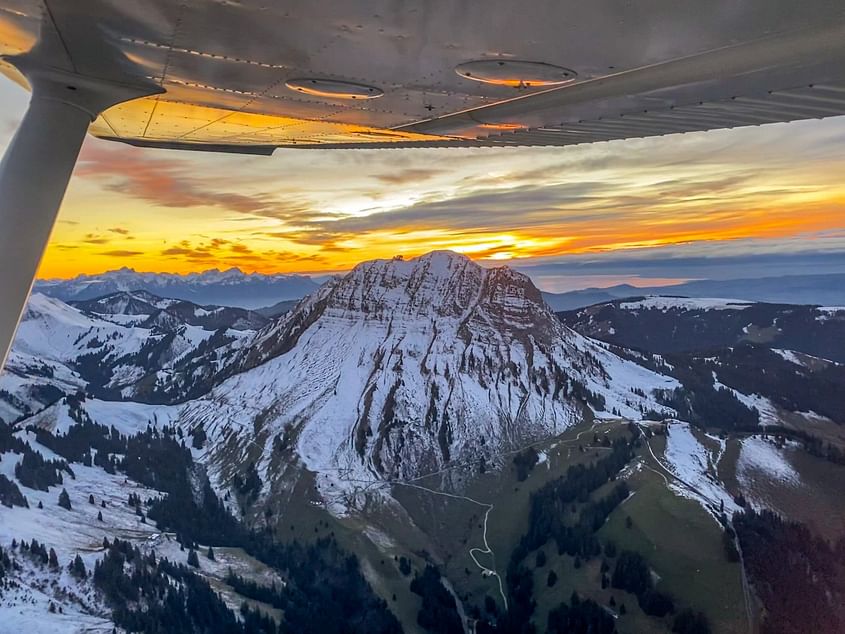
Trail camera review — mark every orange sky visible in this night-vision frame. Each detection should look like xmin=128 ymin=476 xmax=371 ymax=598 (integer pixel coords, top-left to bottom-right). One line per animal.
xmin=1 ymin=80 xmax=843 ymax=280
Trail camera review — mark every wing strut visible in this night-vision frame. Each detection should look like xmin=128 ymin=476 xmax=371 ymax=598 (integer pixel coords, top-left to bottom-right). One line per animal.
xmin=0 ymin=46 xmax=162 ymax=369
xmin=0 ymin=89 xmax=91 ymax=368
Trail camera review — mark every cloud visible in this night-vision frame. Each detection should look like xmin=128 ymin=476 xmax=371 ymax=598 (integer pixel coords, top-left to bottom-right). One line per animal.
xmin=49 ymin=116 xmax=845 ymax=280
xmin=372 ymin=168 xmax=444 ymax=185
xmin=261 ymin=170 xmax=783 ymax=253
xmin=83 ymin=233 xmax=110 ymax=245
xmin=76 ymin=144 xmax=307 ymax=220
xmin=160 ymin=238 xmax=241 ymax=262
xmin=99 ymin=249 xmax=143 ymax=257
xmin=161 ymin=247 xmax=194 ymax=256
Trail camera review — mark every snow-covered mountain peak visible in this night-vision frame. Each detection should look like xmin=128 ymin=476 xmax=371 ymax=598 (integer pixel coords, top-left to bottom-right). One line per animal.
xmin=71 ymin=290 xmax=177 ymax=316
xmin=22 ymin=293 xmax=97 ymax=328
xmin=233 ymin=251 xmax=559 ymax=372
xmin=328 ymin=250 xmax=486 ymax=318
xmin=9 ymin=253 xmax=679 ymax=519
xmin=173 ymin=252 xmax=678 ymax=512
xmin=315 ymin=250 xmax=550 ymax=326
xmin=185 ymin=267 xmax=249 ymax=285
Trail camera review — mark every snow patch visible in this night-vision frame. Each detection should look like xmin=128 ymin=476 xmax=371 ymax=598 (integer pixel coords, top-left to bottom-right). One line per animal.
xmin=772 ymin=349 xmax=806 ymax=366
xmin=662 ymin=422 xmax=738 ymax=514
xmin=815 ymin=306 xmax=845 ymax=322
xmin=619 ymin=296 xmax=751 ymax=311
xmin=737 ymin=436 xmax=801 ymax=493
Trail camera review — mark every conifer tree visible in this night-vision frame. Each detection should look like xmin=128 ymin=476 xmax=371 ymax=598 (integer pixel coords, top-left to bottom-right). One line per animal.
xmin=58 ymin=488 xmax=71 ymax=510
xmin=70 ymin=554 xmax=86 ymax=579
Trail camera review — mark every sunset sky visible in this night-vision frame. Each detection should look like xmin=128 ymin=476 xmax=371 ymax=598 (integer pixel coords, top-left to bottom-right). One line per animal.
xmin=2 ymin=79 xmax=844 ymax=291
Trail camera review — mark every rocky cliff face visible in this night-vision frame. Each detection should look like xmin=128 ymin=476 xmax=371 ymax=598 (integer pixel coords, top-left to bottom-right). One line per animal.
xmin=176 ymin=252 xmax=677 ymax=512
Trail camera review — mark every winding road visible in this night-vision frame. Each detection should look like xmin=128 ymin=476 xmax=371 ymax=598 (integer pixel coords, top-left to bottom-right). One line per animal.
xmin=392 ymin=480 xmax=509 ymax=611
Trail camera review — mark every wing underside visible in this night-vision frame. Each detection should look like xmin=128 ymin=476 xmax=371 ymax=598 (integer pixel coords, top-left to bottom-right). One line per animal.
xmin=1 ymin=1 xmax=844 ymax=153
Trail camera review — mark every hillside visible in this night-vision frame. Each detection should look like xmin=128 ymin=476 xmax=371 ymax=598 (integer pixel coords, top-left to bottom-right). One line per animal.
xmin=559 ymin=296 xmax=845 ymax=362
xmin=559 ymin=295 xmax=845 ymax=441
xmin=0 ymin=293 xmax=260 ymax=421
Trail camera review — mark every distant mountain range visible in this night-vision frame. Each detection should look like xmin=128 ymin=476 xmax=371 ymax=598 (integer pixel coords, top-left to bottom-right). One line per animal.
xmin=559 ymin=296 xmax=845 ymax=363
xmin=35 ymin=267 xmax=321 ymax=309
xmin=541 ymin=273 xmax=845 ymax=311
xmin=36 ymin=268 xmax=845 ymax=314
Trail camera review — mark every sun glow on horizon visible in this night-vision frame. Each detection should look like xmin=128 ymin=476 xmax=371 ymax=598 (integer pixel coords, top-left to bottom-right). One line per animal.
xmin=8 ymin=109 xmax=841 ymax=280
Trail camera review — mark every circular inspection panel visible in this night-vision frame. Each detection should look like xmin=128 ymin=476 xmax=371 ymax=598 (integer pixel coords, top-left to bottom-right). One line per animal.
xmin=454 ymin=60 xmax=576 ymax=87
xmin=285 ymin=78 xmax=384 ymax=100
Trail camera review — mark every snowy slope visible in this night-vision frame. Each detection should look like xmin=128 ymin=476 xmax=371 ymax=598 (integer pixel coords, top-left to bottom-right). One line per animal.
xmin=0 ymin=425 xmax=275 ymax=633
xmin=0 ymin=552 xmax=115 ymax=634
xmin=662 ymin=422 xmax=738 ymax=515
xmin=736 ymin=436 xmax=802 ymax=511
xmin=0 ymin=294 xmax=255 ymax=422
xmin=14 ymin=294 xmax=149 ymax=362
xmin=8 ymin=252 xmax=679 ymax=517
xmin=0 ymin=442 xmax=162 ymax=563
xmin=18 ymin=397 xmax=183 ymax=436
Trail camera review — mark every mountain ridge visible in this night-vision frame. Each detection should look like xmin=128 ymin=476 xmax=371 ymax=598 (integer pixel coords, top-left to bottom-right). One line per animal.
xmin=541 ymin=272 xmax=845 ymax=311
xmin=16 ymin=251 xmax=838 ymax=521
xmin=35 ymin=266 xmax=320 ymax=309
xmin=559 ymin=296 xmax=845 ymax=362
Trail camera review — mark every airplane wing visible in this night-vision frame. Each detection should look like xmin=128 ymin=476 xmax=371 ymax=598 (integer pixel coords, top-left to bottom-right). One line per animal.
xmin=2 ymin=0 xmax=845 ymax=153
